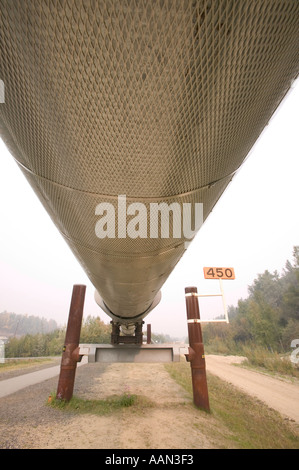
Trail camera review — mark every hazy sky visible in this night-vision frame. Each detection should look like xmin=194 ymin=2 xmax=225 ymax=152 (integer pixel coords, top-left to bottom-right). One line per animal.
xmin=0 ymin=78 xmax=298 ymax=339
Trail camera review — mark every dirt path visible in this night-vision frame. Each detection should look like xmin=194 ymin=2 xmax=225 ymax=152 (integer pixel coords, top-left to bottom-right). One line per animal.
xmin=206 ymin=355 xmax=299 ymax=424
xmin=0 ymin=361 xmax=230 ymax=449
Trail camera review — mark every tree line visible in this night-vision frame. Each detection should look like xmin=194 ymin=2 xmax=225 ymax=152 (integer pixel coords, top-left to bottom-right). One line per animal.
xmin=0 ymin=312 xmax=58 ymax=337
xmin=5 ymin=316 xmax=111 ymax=357
xmin=203 ymin=246 xmax=299 ymax=354
xmin=3 ymin=316 xmax=177 ymax=357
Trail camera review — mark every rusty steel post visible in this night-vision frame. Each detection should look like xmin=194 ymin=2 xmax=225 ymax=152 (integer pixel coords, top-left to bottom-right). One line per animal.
xmin=56 ymin=284 xmax=86 ymax=401
xmin=111 ymin=321 xmax=120 ymax=344
xmin=147 ymin=324 xmax=152 ymax=344
xmin=185 ymin=286 xmax=210 ymax=411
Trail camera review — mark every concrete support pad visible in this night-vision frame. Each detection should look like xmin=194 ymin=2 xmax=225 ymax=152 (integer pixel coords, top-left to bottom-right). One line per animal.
xmin=79 ymin=343 xmax=189 ymax=363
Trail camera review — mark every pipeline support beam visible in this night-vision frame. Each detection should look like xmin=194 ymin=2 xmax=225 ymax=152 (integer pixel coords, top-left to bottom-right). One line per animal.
xmin=56 ymin=284 xmax=86 ymax=401
xmin=185 ymin=286 xmax=210 ymax=411
xmin=110 ymin=321 xmax=144 ymax=345
xmin=147 ymin=324 xmax=152 ymax=344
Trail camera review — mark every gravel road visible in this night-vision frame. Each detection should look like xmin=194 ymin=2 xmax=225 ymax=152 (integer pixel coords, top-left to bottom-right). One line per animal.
xmin=206 ymin=355 xmax=299 ymax=424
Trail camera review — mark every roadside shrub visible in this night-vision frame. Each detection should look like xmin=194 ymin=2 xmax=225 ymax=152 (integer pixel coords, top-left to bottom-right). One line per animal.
xmin=242 ymin=344 xmax=298 ymax=377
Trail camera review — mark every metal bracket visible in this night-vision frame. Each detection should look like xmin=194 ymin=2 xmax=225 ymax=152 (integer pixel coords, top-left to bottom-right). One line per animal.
xmin=185 ymin=279 xmax=229 ymax=323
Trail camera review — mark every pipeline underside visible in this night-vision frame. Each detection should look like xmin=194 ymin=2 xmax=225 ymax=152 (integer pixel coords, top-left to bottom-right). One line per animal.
xmin=0 ymin=1 xmax=298 ymax=331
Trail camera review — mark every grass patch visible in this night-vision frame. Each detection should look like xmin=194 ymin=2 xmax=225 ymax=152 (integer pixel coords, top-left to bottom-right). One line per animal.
xmin=165 ymin=361 xmax=299 ymax=449
xmin=241 ymin=346 xmax=299 ymax=379
xmin=47 ymin=391 xmax=153 ymax=416
xmin=0 ymin=358 xmax=55 ymax=373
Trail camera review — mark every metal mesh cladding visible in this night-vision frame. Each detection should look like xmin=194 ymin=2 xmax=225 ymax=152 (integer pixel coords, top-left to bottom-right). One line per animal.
xmin=0 ymin=1 xmax=299 ymax=322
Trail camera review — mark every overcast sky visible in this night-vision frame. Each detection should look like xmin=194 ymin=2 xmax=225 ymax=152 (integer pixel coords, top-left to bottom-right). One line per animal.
xmin=0 ymin=78 xmax=298 ymax=339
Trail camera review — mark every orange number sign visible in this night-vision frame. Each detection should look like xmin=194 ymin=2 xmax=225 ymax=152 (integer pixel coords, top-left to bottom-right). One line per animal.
xmin=203 ymin=267 xmax=235 ymax=280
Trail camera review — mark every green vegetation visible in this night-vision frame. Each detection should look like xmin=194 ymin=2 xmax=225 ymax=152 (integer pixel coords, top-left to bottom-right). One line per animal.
xmin=0 ymin=357 xmax=56 ymax=373
xmin=241 ymin=345 xmax=299 ymax=378
xmin=4 ymin=315 xmax=111 ymax=358
xmin=5 ymin=329 xmax=65 ymax=357
xmin=47 ymin=391 xmax=153 ymax=415
xmin=203 ymin=246 xmax=299 ymax=375
xmin=79 ymin=315 xmax=111 ymax=344
xmin=165 ymin=361 xmax=299 ymax=449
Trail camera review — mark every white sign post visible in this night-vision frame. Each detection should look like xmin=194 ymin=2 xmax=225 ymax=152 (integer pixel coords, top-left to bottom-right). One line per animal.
xmin=187 ymin=267 xmax=236 ymax=323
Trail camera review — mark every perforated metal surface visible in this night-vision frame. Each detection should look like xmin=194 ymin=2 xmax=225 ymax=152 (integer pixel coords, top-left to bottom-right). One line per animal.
xmin=0 ymin=1 xmax=298 ymax=326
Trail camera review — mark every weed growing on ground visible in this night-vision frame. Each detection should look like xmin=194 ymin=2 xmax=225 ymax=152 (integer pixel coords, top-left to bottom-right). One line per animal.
xmin=46 ymin=391 xmax=152 ymax=416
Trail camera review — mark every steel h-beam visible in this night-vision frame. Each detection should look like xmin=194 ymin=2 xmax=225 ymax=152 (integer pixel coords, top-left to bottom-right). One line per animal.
xmin=147 ymin=324 xmax=152 ymax=344
xmin=185 ymin=286 xmax=210 ymax=411
xmin=56 ymin=284 xmax=86 ymax=401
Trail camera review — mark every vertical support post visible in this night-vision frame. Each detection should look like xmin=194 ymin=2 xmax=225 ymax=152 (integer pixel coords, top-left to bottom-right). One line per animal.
xmin=185 ymin=286 xmax=210 ymax=411
xmin=111 ymin=321 xmax=120 ymax=344
xmin=56 ymin=284 xmax=86 ymax=401
xmin=219 ymin=279 xmax=229 ymax=323
xmin=147 ymin=324 xmax=152 ymax=344
xmin=135 ymin=321 xmax=144 ymax=344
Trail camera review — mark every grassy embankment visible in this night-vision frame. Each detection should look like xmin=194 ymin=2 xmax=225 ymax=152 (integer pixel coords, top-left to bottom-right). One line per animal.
xmin=165 ymin=360 xmax=299 ymax=449
xmin=0 ymin=357 xmax=57 ymax=373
